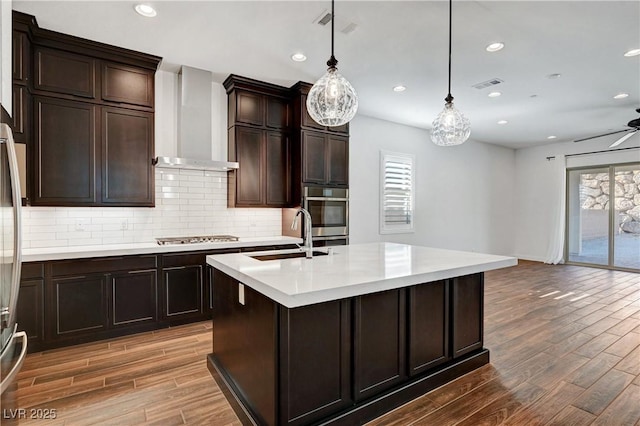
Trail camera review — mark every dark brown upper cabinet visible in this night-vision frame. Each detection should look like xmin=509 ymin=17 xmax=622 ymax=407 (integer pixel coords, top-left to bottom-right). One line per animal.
xmin=101 ymin=107 xmax=154 ymax=205
xmin=34 ymin=47 xmax=97 ymax=99
xmin=102 ymin=62 xmax=154 ymax=108
xmin=12 ymin=28 xmax=31 ymax=146
xmin=12 ymin=30 xmax=29 ymax=83
xmin=33 ymin=96 xmax=98 ymax=205
xmin=224 ymin=75 xmax=351 ymax=209
xmin=12 ymin=11 xmax=161 ymax=207
xmin=301 ymin=131 xmax=349 ymax=186
xmin=289 ymin=82 xmax=350 ymax=205
xmin=225 ymin=75 xmax=292 ymax=208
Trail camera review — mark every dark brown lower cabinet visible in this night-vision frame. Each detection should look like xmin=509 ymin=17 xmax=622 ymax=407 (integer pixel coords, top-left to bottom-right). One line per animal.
xmin=452 ymin=274 xmax=484 ymax=358
xmin=209 ymin=270 xmax=488 ymax=426
xmin=279 ymin=299 xmax=352 ymax=425
xmin=16 ymin=263 xmax=45 ymax=352
xmin=111 ymin=269 xmax=157 ymax=327
xmin=161 ymin=253 xmax=204 ymax=322
xmin=16 ymin=279 xmax=44 ymax=345
xmin=408 ymin=280 xmax=450 ymax=375
xmin=15 ymin=244 xmax=323 ymax=352
xmin=354 ymin=289 xmax=406 ymax=401
xmin=52 ymin=274 xmax=107 ymax=338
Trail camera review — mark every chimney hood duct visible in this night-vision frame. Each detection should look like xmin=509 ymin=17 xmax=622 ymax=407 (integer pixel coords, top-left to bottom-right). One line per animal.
xmin=154 ymin=66 xmax=238 ymax=171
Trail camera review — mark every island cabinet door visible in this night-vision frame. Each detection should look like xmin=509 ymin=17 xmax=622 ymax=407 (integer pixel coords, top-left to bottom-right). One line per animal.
xmin=278 ymin=300 xmax=352 ymax=425
xmin=212 ymin=270 xmax=278 ymax=426
xmin=353 ymin=288 xmax=407 ymax=402
xmin=408 ymin=280 xmax=450 ymax=376
xmin=451 ymin=273 xmax=484 ymax=358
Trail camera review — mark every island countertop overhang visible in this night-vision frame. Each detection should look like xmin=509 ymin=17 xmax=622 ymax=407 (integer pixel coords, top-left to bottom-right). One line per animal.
xmin=206 ymin=242 xmax=518 ymax=308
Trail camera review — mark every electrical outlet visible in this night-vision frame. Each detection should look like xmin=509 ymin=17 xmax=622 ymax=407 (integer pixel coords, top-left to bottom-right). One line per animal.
xmin=238 ymin=283 xmax=245 ymax=305
xmin=75 ymin=219 xmax=87 ymax=232
xmin=120 ymin=219 xmax=129 ymax=231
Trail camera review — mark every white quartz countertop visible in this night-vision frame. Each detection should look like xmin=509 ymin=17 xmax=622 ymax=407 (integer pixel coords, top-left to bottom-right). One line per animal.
xmin=207 ymin=242 xmax=518 ymax=308
xmin=22 ymin=236 xmax=302 ymax=262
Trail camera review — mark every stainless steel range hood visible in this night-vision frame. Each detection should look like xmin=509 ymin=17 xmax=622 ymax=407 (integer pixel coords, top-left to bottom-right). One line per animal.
xmin=154 ymin=66 xmax=238 ymax=171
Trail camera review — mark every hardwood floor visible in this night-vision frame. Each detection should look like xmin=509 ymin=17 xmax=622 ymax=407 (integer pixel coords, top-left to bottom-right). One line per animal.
xmin=14 ymin=261 xmax=640 ymax=425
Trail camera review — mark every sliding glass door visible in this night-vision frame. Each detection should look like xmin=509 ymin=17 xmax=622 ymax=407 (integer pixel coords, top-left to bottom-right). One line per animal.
xmin=566 ymin=163 xmax=640 ymax=271
xmin=614 ymin=164 xmax=640 ymax=269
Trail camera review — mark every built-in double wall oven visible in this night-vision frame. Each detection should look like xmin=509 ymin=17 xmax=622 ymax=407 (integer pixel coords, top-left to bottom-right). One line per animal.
xmin=303 ymin=186 xmax=349 ymax=246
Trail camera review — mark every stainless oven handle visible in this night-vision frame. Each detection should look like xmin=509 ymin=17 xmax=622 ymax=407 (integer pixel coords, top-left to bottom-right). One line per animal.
xmin=304 ymin=197 xmax=349 ymax=201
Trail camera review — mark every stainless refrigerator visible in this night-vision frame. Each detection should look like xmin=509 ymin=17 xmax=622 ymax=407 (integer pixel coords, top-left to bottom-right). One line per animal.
xmin=0 ymin=123 xmax=26 ymax=418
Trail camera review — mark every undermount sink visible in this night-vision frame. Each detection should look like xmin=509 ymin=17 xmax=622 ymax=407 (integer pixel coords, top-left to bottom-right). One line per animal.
xmin=249 ymin=250 xmax=330 ymax=261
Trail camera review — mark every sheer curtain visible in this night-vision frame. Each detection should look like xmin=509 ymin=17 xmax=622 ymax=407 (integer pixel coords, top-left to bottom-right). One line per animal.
xmin=545 ymin=154 xmax=566 ymax=264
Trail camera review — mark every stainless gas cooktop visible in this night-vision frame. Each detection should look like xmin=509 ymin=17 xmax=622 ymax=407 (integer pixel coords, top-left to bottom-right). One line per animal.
xmin=155 ymin=235 xmax=239 ymax=245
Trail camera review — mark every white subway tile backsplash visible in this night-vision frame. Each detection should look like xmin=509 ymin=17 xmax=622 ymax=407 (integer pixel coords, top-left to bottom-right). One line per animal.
xmin=23 ymin=171 xmax=282 ymax=247
xmin=30 ymin=239 xmax=68 ymax=248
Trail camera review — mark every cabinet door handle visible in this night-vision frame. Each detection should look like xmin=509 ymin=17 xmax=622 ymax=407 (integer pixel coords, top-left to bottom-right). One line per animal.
xmin=128 ymin=269 xmax=155 ymax=274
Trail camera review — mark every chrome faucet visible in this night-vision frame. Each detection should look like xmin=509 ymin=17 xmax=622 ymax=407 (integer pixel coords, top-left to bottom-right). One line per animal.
xmin=291 ymin=208 xmax=313 ymax=259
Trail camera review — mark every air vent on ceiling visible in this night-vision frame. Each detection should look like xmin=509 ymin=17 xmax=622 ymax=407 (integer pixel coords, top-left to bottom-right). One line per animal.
xmin=317 ymin=12 xmax=333 ymax=25
xmin=341 ymin=22 xmax=358 ymax=34
xmin=472 ymin=78 xmax=504 ymax=89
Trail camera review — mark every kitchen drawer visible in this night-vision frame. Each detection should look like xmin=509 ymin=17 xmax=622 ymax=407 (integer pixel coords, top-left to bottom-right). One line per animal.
xmin=162 ymin=253 xmax=205 ymax=268
xmin=51 ymin=255 xmax=158 ymax=276
xmin=22 ymin=262 xmax=44 ymax=279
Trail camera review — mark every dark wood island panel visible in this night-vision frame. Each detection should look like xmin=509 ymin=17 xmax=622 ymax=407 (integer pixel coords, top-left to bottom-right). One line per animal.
xmin=208 ymin=269 xmax=490 ymax=426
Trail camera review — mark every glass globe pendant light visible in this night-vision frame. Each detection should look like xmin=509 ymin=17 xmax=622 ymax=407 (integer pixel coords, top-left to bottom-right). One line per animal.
xmin=431 ymin=0 xmax=470 ymax=146
xmin=307 ymin=0 xmax=358 ymax=127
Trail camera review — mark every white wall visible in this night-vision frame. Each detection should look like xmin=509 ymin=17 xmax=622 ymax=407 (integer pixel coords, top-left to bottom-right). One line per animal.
xmin=513 ymin=134 xmax=640 ymax=261
xmin=349 ymin=115 xmax=516 ymax=256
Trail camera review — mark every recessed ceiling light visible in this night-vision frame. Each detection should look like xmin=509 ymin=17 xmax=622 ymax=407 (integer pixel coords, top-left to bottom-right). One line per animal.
xmin=546 ymin=73 xmax=562 ymax=79
xmin=497 ymin=120 xmax=508 ymax=125
xmin=623 ymin=48 xmax=640 ymax=57
xmin=486 ymin=42 xmax=504 ymax=52
xmin=547 ymin=135 xmax=557 ymax=139
xmin=393 ymin=85 xmax=406 ymax=92
xmin=291 ymin=53 xmax=307 ymax=62
xmin=134 ymin=4 xmax=156 ymax=17
xmin=613 ymin=93 xmax=629 ymax=99
xmin=487 ymin=91 xmax=501 ymax=98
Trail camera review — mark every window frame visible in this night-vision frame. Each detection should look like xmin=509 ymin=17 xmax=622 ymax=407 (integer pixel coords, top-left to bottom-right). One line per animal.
xmin=379 ymin=150 xmax=415 ymax=235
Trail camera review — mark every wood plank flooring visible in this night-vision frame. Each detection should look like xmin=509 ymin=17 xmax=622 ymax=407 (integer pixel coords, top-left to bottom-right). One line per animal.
xmin=14 ymin=261 xmax=640 ymax=425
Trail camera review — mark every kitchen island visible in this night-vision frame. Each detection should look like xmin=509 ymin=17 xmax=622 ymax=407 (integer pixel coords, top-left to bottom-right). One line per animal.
xmin=206 ymin=243 xmax=517 ymax=426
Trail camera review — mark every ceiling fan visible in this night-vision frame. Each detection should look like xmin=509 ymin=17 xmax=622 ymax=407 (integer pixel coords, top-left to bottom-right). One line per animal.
xmin=574 ymin=108 xmax=640 ymax=147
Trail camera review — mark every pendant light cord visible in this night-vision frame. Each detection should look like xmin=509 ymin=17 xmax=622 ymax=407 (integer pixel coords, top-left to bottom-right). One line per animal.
xmin=445 ymin=0 xmax=454 ymax=103
xmin=327 ymin=0 xmax=338 ymax=69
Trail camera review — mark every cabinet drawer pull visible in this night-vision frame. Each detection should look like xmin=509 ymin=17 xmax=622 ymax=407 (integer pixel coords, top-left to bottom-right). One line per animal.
xmin=91 ymin=257 xmax=124 ymax=262
xmin=57 ymin=275 xmax=86 ymax=281
xmin=128 ymin=269 xmax=155 ymax=274
xmin=165 ymin=266 xmax=187 ymax=271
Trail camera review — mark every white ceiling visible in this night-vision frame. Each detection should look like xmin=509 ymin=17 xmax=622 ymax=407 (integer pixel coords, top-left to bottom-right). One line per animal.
xmin=12 ymin=0 xmax=640 ymax=149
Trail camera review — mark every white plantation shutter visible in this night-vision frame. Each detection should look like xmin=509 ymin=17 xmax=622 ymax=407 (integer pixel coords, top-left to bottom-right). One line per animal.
xmin=380 ymin=151 xmax=414 ymax=234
